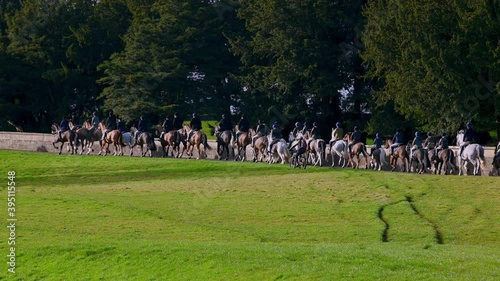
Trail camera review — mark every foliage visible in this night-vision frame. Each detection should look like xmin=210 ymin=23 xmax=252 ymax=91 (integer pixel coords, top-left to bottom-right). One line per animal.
xmin=362 ymin=0 xmax=500 ymax=136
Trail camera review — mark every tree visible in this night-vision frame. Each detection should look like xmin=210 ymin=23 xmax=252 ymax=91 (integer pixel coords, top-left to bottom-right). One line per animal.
xmin=362 ymin=0 xmax=500 ymax=138
xmin=229 ymin=0 xmax=369 ymax=131
xmin=98 ymin=0 xmax=241 ymax=123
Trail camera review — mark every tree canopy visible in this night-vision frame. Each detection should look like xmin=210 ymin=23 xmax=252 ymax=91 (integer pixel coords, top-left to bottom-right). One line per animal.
xmin=0 ymin=0 xmax=498 ymax=141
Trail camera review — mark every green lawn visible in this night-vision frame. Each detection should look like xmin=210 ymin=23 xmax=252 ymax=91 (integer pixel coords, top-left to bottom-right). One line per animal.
xmin=0 ymin=151 xmax=499 ymax=280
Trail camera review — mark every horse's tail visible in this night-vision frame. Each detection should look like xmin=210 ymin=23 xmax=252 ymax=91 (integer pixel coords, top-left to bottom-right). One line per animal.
xmin=477 ymin=146 xmax=486 ymax=170
xmin=203 ymin=134 xmax=212 ymax=150
xmin=380 ymin=148 xmax=388 ymax=166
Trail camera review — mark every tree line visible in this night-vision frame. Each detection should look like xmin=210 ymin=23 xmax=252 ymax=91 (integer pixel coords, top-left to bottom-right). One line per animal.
xmin=0 ymin=0 xmax=498 ymax=142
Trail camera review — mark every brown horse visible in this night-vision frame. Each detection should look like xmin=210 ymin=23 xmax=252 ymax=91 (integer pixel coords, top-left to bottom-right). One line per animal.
xmin=407 ymin=144 xmax=427 ymax=174
xmin=307 ymin=138 xmax=326 ymax=167
xmin=81 ymin=121 xmax=102 ymax=154
xmin=131 ymin=127 xmax=156 ymax=157
xmin=215 ymin=126 xmax=233 ymax=160
xmin=432 ymin=148 xmax=456 ymax=175
xmin=98 ymin=122 xmax=124 ymax=156
xmin=252 ymin=134 xmax=267 ymax=162
xmin=385 ymin=139 xmax=409 ymax=172
xmin=155 ymin=125 xmax=181 ymax=158
xmin=183 ymin=125 xmax=212 ymax=159
xmin=234 ymin=130 xmax=252 ymax=162
xmin=344 ymin=132 xmax=369 ymax=169
xmin=51 ymin=124 xmax=76 ymax=155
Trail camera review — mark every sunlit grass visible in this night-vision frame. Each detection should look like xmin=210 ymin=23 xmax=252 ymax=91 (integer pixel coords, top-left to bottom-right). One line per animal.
xmin=0 ymin=151 xmax=498 ymax=280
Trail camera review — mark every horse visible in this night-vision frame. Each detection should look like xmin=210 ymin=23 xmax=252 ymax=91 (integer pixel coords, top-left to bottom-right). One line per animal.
xmin=51 ymin=123 xmax=76 ymax=155
xmin=307 ymin=138 xmax=326 ymax=167
xmin=183 ymin=125 xmax=212 ymax=159
xmin=456 ymin=130 xmax=486 ymax=175
xmin=344 ymin=132 xmax=369 ymax=169
xmin=130 ymin=127 xmax=156 ymax=157
xmin=385 ymin=139 xmax=409 ymax=172
xmin=432 ymin=148 xmax=456 ymax=175
xmin=234 ymin=129 xmax=252 ymax=162
xmin=370 ymin=147 xmax=388 ymax=171
xmin=155 ymin=125 xmax=182 ymax=158
xmin=98 ymin=122 xmax=124 ymax=156
xmin=407 ymin=142 xmax=427 ymax=174
xmin=80 ymin=121 xmax=102 ymax=155
xmin=267 ymin=138 xmax=290 ymax=164
xmin=252 ymin=134 xmax=268 ymax=162
xmin=329 ymin=140 xmax=349 ymax=168
xmin=214 ymin=126 xmax=233 ymax=160
xmin=491 ymin=144 xmax=500 ymax=176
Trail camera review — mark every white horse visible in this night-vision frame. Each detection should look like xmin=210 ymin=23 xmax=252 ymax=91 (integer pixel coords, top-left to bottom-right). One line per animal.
xmin=456 ymin=130 xmax=486 ymax=175
xmin=329 ymin=140 xmax=349 ymax=167
xmin=370 ymin=147 xmax=388 ymax=171
xmin=268 ymin=135 xmax=290 ymax=164
xmin=121 ymin=132 xmax=133 ymax=156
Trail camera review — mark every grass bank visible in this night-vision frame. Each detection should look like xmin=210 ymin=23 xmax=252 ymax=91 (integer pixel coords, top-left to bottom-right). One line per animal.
xmin=0 ymin=151 xmax=498 ymax=280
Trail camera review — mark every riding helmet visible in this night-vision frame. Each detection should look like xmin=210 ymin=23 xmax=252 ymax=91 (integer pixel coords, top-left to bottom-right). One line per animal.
xmin=295 ymin=122 xmax=300 ymax=128
xmin=466 ymin=122 xmax=472 ymax=128
xmin=442 ymin=133 xmax=447 ymax=137
xmin=241 ymin=114 xmax=245 ymax=118
xmin=313 ymin=122 xmax=318 ymax=126
xmin=354 ymin=126 xmax=359 ymax=131
xmin=415 ymin=131 xmax=421 ymax=137
xmin=336 ymin=122 xmax=342 ymax=127
xmin=376 ymin=133 xmax=381 ymax=138
xmin=272 ymin=124 xmax=279 ymax=129
xmin=222 ymin=114 xmax=226 ymax=118
xmin=258 ymin=120 xmax=262 ymax=124
xmin=427 ymin=132 xmax=433 ymax=137
xmin=396 ymin=128 xmax=401 ymax=132
xmin=193 ymin=113 xmax=197 ymax=117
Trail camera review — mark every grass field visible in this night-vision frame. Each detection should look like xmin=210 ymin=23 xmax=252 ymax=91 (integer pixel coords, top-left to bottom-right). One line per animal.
xmin=0 ymin=151 xmax=499 ymax=280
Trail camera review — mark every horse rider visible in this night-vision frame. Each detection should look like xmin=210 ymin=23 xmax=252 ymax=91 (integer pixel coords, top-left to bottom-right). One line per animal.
xmin=117 ymin=117 xmax=126 ymax=133
xmin=91 ymin=111 xmax=100 ymax=130
xmin=292 ymin=122 xmax=303 ymax=138
xmin=58 ymin=115 xmax=71 ymax=141
xmin=390 ymin=128 xmax=404 ymax=155
xmin=102 ymin=112 xmax=117 ymax=140
xmin=216 ymin=114 xmax=233 ymax=139
xmin=436 ymin=133 xmax=449 ymax=153
xmin=410 ymin=131 xmax=423 ymax=159
xmin=252 ymin=120 xmax=267 ymax=147
xmin=267 ymin=122 xmax=282 ymax=153
xmin=173 ymin=112 xmax=183 ymax=130
xmin=71 ymin=114 xmax=81 ymax=130
xmin=307 ymin=121 xmax=321 ymax=149
xmin=329 ymin=122 xmax=344 ymax=149
xmin=160 ymin=116 xmax=174 ymax=139
xmin=291 ymin=135 xmax=307 ymax=165
xmin=236 ymin=114 xmax=250 ymax=140
xmin=135 ymin=115 xmax=147 ymax=143
xmin=423 ymin=132 xmax=436 ymax=167
xmin=302 ymin=121 xmax=312 ymax=136
xmin=459 ymin=122 xmax=476 ymax=157
xmin=188 ymin=112 xmax=202 ymax=141
xmin=369 ymin=133 xmax=383 ymax=156
xmin=348 ymin=126 xmax=362 ymax=154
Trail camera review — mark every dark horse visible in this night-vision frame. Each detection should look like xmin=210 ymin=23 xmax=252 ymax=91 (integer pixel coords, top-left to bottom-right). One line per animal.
xmin=51 ymin=124 xmax=76 ymax=155
xmin=385 ymin=139 xmax=409 ymax=172
xmin=131 ymin=127 xmax=157 ymax=157
xmin=429 ymin=148 xmax=456 ymax=175
xmin=215 ymin=126 xmax=233 ymax=160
